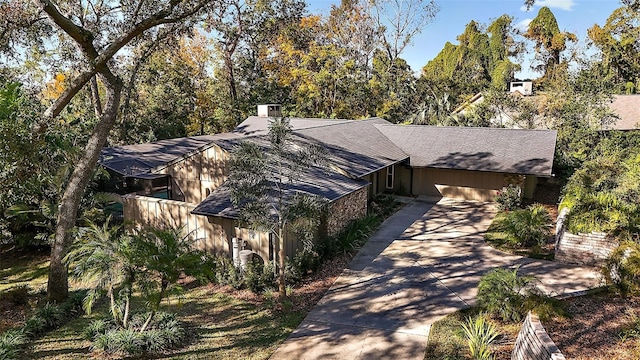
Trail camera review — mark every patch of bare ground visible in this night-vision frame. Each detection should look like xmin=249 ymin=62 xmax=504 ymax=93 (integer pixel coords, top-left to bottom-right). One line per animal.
xmin=544 ymin=293 xmax=640 ymax=360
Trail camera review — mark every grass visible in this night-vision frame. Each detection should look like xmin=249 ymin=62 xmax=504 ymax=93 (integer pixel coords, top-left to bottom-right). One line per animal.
xmin=22 ymin=285 xmax=304 ymax=359
xmin=425 ymin=307 xmax=521 ymax=360
xmin=484 ymin=212 xmax=555 ymax=261
xmin=0 ymin=246 xmax=50 ymax=292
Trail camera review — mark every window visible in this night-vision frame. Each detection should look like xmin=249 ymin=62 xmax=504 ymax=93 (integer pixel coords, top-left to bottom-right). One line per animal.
xmin=386 ymin=165 xmax=395 ymax=189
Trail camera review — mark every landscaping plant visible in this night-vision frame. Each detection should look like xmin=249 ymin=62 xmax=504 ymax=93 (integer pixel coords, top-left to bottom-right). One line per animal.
xmin=66 ymin=221 xmax=211 ymax=355
xmin=462 ymin=314 xmax=499 ymax=360
xmin=477 ymin=267 xmax=535 ymax=322
xmin=502 ymin=204 xmax=552 ymax=247
xmin=605 ymin=240 xmax=640 ymax=296
xmin=495 ymin=184 xmax=522 ymax=211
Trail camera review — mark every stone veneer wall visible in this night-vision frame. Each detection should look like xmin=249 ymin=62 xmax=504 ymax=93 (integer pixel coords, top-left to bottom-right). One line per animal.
xmin=326 ymin=187 xmax=368 ymax=237
xmin=555 ymin=208 xmax=618 ymax=266
xmin=512 ymin=312 xmax=565 ymax=360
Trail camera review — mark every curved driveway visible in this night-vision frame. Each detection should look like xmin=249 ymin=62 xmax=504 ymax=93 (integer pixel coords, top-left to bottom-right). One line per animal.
xmin=270 ymin=198 xmax=602 ymax=360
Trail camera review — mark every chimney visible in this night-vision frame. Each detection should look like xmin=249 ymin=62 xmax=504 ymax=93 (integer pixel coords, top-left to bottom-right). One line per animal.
xmin=257 ymin=104 xmax=282 ymax=118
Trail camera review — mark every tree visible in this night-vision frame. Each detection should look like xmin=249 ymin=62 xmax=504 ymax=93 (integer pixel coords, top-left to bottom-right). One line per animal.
xmin=524 ymin=6 xmax=577 ymax=86
xmin=226 ymin=118 xmax=327 ymax=297
xmin=2 ymin=0 xmax=216 ymax=302
xmin=588 ymin=6 xmax=640 ymax=93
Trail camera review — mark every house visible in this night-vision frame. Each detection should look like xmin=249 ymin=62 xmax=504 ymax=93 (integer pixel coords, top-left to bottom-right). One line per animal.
xmin=454 ymin=82 xmax=640 ymax=130
xmin=99 ymin=104 xmax=557 ymax=263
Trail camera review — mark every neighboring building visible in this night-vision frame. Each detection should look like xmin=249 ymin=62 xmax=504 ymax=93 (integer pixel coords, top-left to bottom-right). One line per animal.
xmin=99 ymin=105 xmax=557 ymax=263
xmin=605 ymin=95 xmax=640 ymax=130
xmin=454 ymin=82 xmax=640 ymax=131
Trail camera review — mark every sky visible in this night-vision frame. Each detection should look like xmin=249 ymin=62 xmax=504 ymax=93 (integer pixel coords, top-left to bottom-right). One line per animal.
xmin=307 ymin=0 xmax=623 ymax=78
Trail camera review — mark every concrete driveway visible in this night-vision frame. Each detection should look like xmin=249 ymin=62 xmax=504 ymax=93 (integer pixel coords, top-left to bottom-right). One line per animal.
xmin=270 ymin=198 xmax=602 ymax=360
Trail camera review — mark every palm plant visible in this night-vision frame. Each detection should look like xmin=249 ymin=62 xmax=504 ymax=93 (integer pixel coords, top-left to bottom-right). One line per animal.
xmin=502 ymin=204 xmax=552 ymax=247
xmin=133 ymin=227 xmax=211 ymax=331
xmin=65 ymin=219 xmax=138 ymax=328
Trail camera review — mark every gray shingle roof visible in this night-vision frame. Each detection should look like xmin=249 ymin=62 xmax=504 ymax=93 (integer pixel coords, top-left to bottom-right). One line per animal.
xmin=293 ymin=118 xmax=409 ymax=178
xmin=234 ymin=116 xmax=353 ymax=136
xmin=607 ymin=95 xmax=640 ymax=130
xmin=191 ymin=166 xmax=369 ymax=218
xmin=100 ymin=133 xmax=241 ymax=176
xmin=375 ymin=124 xmax=557 ymax=176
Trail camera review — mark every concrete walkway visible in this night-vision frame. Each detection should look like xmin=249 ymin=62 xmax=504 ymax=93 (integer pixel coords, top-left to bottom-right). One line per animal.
xmin=270 ymin=198 xmax=602 ymax=360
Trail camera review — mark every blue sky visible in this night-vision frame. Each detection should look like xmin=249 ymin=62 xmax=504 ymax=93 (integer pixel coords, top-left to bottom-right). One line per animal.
xmin=308 ymin=0 xmax=622 ymax=78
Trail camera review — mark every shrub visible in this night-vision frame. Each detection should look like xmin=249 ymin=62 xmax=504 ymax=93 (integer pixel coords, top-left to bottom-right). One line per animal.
xmin=605 ymin=240 xmax=640 ymax=296
xmin=501 ymin=204 xmax=552 ymax=247
xmin=89 ymin=311 xmax=185 ymax=356
xmin=0 ymin=329 xmax=27 ymax=360
xmin=243 ymin=260 xmax=276 ymax=293
xmin=462 ymin=314 xmax=499 ymax=360
xmin=212 ymin=255 xmax=244 ymax=289
xmin=495 ymin=185 xmax=522 ymax=211
xmin=334 ymin=215 xmax=380 ymax=252
xmin=477 ymin=267 xmax=534 ymax=322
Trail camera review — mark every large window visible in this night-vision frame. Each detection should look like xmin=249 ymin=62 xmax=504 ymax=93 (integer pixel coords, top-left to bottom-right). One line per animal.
xmin=386 ymin=165 xmax=395 ymax=189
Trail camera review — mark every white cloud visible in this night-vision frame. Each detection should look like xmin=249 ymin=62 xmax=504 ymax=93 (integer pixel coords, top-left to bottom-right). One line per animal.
xmin=529 ymin=0 xmax=576 ymax=11
xmin=516 ymin=18 xmax=533 ymax=32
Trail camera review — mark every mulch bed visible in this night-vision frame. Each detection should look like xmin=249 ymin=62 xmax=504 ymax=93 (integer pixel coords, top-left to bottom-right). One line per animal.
xmin=544 ymin=293 xmax=640 ymax=360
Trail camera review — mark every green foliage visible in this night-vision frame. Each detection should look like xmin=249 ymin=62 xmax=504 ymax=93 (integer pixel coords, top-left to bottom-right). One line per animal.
xmin=333 ymin=215 xmax=380 ymax=253
xmin=243 ymin=260 xmax=277 ymax=293
xmin=560 ymin=136 xmax=640 ymax=236
xmin=618 ymin=312 xmax=640 ymax=342
xmin=421 ymin=15 xmax=521 ymax=105
xmin=495 ymin=185 xmax=522 ymax=211
xmin=501 ymin=204 xmax=552 ymax=248
xmin=211 ymin=255 xmax=245 ymax=289
xmin=605 ymin=241 xmax=640 ymax=296
xmin=462 ymin=314 xmax=499 ymax=360
xmin=0 ymin=329 xmax=27 ymax=360
xmin=477 ymin=268 xmax=534 ymax=322
xmin=87 ymin=312 xmax=185 ymax=356
xmin=67 ymin=222 xmax=212 ymax=329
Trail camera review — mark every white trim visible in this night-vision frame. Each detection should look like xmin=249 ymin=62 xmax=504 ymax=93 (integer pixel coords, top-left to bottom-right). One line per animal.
xmin=386 ymin=165 xmax=395 ymax=189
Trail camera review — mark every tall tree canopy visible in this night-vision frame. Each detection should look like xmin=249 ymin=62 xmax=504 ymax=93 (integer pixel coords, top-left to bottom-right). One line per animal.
xmin=588 ymin=6 xmax=640 ymax=93
xmin=1 ymin=0 xmax=217 ymax=302
xmin=524 ymin=6 xmax=576 ymax=87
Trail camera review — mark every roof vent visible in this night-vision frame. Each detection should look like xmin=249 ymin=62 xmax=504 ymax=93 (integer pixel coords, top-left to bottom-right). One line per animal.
xmin=257 ymin=104 xmax=282 ymax=118
xmin=509 ymin=81 xmax=533 ymax=96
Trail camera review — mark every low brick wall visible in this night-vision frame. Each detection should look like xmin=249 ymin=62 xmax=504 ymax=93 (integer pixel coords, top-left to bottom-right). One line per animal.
xmin=512 ymin=312 xmax=565 ymax=360
xmin=555 ymin=208 xmax=618 ymax=266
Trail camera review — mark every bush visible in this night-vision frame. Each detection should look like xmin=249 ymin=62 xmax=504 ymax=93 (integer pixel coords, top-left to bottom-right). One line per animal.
xmin=88 ymin=311 xmax=185 ymax=356
xmin=0 ymin=329 xmax=27 ymax=360
xmin=495 ymin=185 xmax=522 ymax=211
xmin=477 ymin=267 xmax=534 ymax=322
xmin=462 ymin=314 xmax=499 ymax=360
xmin=243 ymin=260 xmax=276 ymax=293
xmin=333 ymin=215 xmax=380 ymax=253
xmin=501 ymin=204 xmax=552 ymax=247
xmin=212 ymin=255 xmax=244 ymax=289
xmin=605 ymin=240 xmax=640 ymax=296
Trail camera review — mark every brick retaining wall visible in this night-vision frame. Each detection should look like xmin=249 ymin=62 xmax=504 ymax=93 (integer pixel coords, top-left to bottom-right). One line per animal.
xmin=555 ymin=208 xmax=618 ymax=266
xmin=512 ymin=312 xmax=565 ymax=360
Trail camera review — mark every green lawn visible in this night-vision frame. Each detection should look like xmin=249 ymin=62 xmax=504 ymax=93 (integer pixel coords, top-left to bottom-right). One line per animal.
xmin=0 ymin=246 xmax=50 ymax=292
xmin=21 ymin=285 xmax=304 ymax=359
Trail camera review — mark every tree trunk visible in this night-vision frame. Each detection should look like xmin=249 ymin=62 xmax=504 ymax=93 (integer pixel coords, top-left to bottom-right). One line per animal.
xmin=90 ymin=76 xmax=102 ymax=117
xmin=278 ymin=226 xmax=285 ymax=298
xmin=47 ymin=71 xmax=123 ymax=303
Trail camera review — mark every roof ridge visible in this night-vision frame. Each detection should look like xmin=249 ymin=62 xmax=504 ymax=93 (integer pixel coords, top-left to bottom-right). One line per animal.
xmin=374 ymin=124 xmax=556 ymax=132
xmin=293 ymin=117 xmax=387 ymax=133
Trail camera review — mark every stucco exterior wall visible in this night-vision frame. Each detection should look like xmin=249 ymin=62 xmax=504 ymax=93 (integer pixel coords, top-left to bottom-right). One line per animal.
xmin=158 ymin=144 xmax=229 ymax=204
xmin=325 ymin=187 xmax=368 ymax=237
